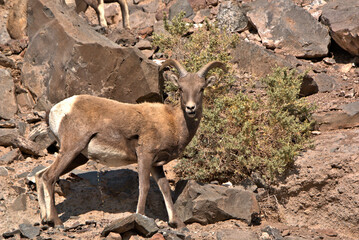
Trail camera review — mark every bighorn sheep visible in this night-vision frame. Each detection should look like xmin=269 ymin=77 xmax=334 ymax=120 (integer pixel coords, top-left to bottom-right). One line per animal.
xmin=35 ymin=59 xmax=226 ymax=228
xmin=75 ymin=0 xmax=130 ymax=29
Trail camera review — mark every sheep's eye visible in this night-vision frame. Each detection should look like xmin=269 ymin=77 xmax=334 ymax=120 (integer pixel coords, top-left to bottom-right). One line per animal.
xmin=200 ymin=88 xmax=205 ymax=92
xmin=178 ymin=88 xmax=183 ymax=93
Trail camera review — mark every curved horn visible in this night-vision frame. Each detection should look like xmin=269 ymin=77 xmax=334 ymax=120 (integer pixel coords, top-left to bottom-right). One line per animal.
xmin=159 ymin=59 xmax=188 ymax=78
xmin=197 ymin=61 xmax=227 ymax=78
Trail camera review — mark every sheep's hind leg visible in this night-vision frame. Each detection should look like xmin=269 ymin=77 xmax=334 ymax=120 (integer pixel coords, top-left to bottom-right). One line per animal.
xmin=39 ymin=136 xmax=92 ymax=226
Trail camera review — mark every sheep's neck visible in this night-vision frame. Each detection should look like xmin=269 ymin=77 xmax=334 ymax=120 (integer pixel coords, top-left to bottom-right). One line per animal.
xmin=179 ymin=105 xmax=203 ymax=147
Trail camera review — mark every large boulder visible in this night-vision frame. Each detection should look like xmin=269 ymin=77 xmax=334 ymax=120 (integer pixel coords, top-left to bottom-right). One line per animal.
xmin=22 ymin=0 xmax=161 ymax=111
xmin=246 ymin=0 xmax=330 ymax=58
xmin=321 ymin=0 xmax=359 ymax=56
xmin=174 ymin=180 xmax=260 ymax=225
xmin=0 ymin=69 xmax=17 ymax=120
xmin=231 ymin=40 xmax=318 ymax=96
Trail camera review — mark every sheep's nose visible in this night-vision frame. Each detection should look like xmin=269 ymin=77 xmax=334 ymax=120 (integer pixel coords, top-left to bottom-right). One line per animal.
xmin=186 ymin=105 xmax=196 ymax=111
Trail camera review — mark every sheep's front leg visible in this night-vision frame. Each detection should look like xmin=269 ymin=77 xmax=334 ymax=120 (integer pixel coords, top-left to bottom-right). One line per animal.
xmin=136 ymin=152 xmax=152 ymax=215
xmin=151 ymin=166 xmax=185 ymax=228
xmin=118 ymin=0 xmax=130 ymax=29
xmin=96 ymin=0 xmax=108 ymax=27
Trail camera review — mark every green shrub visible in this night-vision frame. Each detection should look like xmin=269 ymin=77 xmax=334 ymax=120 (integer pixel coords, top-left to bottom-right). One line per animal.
xmin=153 ymin=12 xmax=238 ymax=97
xmin=153 ymin=13 xmax=315 ymax=183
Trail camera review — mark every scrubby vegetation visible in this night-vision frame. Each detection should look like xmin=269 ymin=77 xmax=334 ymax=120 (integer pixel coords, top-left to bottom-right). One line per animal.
xmin=153 ymin=13 xmax=315 ymax=184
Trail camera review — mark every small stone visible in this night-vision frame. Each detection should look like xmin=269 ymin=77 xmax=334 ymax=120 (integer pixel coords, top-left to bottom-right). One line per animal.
xmin=141 ymin=49 xmax=155 ymax=59
xmin=0 ymin=166 xmax=8 ymax=176
xmin=19 ymin=223 xmax=40 ymax=239
xmin=2 ymin=229 xmax=21 ymax=238
xmin=106 ymin=232 xmax=123 ymax=240
xmin=311 ymin=131 xmax=321 ymax=135
xmin=345 ymin=89 xmax=356 ymax=98
xmin=0 ymin=149 xmax=23 ymax=165
xmin=101 ymin=213 xmax=159 ymax=237
xmin=339 ymin=63 xmax=352 ymax=73
xmin=136 ymin=39 xmax=152 ymax=50
xmin=150 ymin=232 xmax=165 ymax=240
xmin=10 ymin=194 xmax=27 ymax=211
xmin=323 ymin=57 xmax=336 ymax=65
xmin=260 ymin=232 xmax=271 ymax=240
xmin=262 ymin=226 xmax=282 ymax=240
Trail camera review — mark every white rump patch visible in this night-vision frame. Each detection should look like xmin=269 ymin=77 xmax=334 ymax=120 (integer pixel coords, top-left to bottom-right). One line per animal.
xmin=49 ymin=95 xmax=78 ymax=137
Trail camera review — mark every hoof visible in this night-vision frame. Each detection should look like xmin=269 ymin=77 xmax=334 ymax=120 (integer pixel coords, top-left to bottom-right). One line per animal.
xmin=41 ymin=218 xmax=63 ymax=228
xmin=93 ymin=26 xmax=107 ymax=34
xmin=169 ymin=220 xmax=186 ymax=229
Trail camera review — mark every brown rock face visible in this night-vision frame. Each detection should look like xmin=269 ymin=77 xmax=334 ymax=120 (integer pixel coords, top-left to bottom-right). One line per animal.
xmin=321 ymin=0 xmax=359 ymax=56
xmin=6 ymin=0 xmax=28 ymax=39
xmin=247 ymin=0 xmax=330 ymax=58
xmin=22 ymin=0 xmax=162 ymax=111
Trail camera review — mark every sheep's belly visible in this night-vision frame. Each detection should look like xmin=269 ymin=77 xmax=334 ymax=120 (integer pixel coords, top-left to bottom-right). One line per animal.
xmin=82 ymin=140 xmax=136 ymax=167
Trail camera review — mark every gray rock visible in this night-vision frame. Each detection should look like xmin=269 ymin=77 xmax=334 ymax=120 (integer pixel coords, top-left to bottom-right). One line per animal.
xmin=313 ymin=102 xmax=359 ymax=130
xmin=142 ymin=0 xmax=159 ymax=13
xmin=262 ymin=226 xmax=283 ymax=240
xmin=12 ymin=136 xmax=43 ymax=156
xmin=231 ymin=40 xmax=318 ymax=97
xmin=169 ymin=0 xmax=194 ymax=20
xmin=27 ymin=165 xmax=47 ymax=183
xmin=0 ymin=13 xmax=11 ymax=44
xmin=159 ymin=228 xmax=187 ymax=240
xmin=247 ymin=0 xmax=330 ymax=58
xmin=0 ymin=148 xmax=23 ymax=165
xmin=311 ymin=73 xmax=338 ymax=93
xmin=136 ymin=39 xmax=152 ymax=50
xmin=23 ymin=0 xmax=161 ymax=112
xmin=321 ymin=0 xmax=359 ymax=56
xmin=217 ymin=1 xmax=248 ymax=33
xmin=216 ymin=229 xmax=259 ymax=240
xmin=0 ymin=166 xmax=8 ymax=176
xmin=16 ymin=87 xmax=36 ymax=113
xmin=10 ymin=194 xmax=27 ymax=211
xmin=101 ymin=213 xmax=159 ymax=237
xmin=174 ymin=180 xmax=261 ymax=225
xmin=28 ymin=122 xmax=56 ymax=151
xmin=0 ymin=69 xmax=17 ymax=120
xmin=340 ymin=101 xmax=359 ymax=117
xmin=19 ymin=223 xmax=40 ymax=239
xmin=0 ymin=128 xmax=19 ymax=147
xmin=2 ymin=229 xmax=21 ymax=238
xmin=0 ymin=120 xmax=16 ymax=128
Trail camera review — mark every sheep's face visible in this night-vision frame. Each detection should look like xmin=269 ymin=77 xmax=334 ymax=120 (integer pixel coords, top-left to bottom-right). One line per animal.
xmin=166 ymin=73 xmax=216 ymax=118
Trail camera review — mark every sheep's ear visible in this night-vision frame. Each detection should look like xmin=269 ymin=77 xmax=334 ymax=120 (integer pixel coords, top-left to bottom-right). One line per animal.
xmin=205 ymin=75 xmax=217 ymax=87
xmin=163 ymin=72 xmax=179 ymax=87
